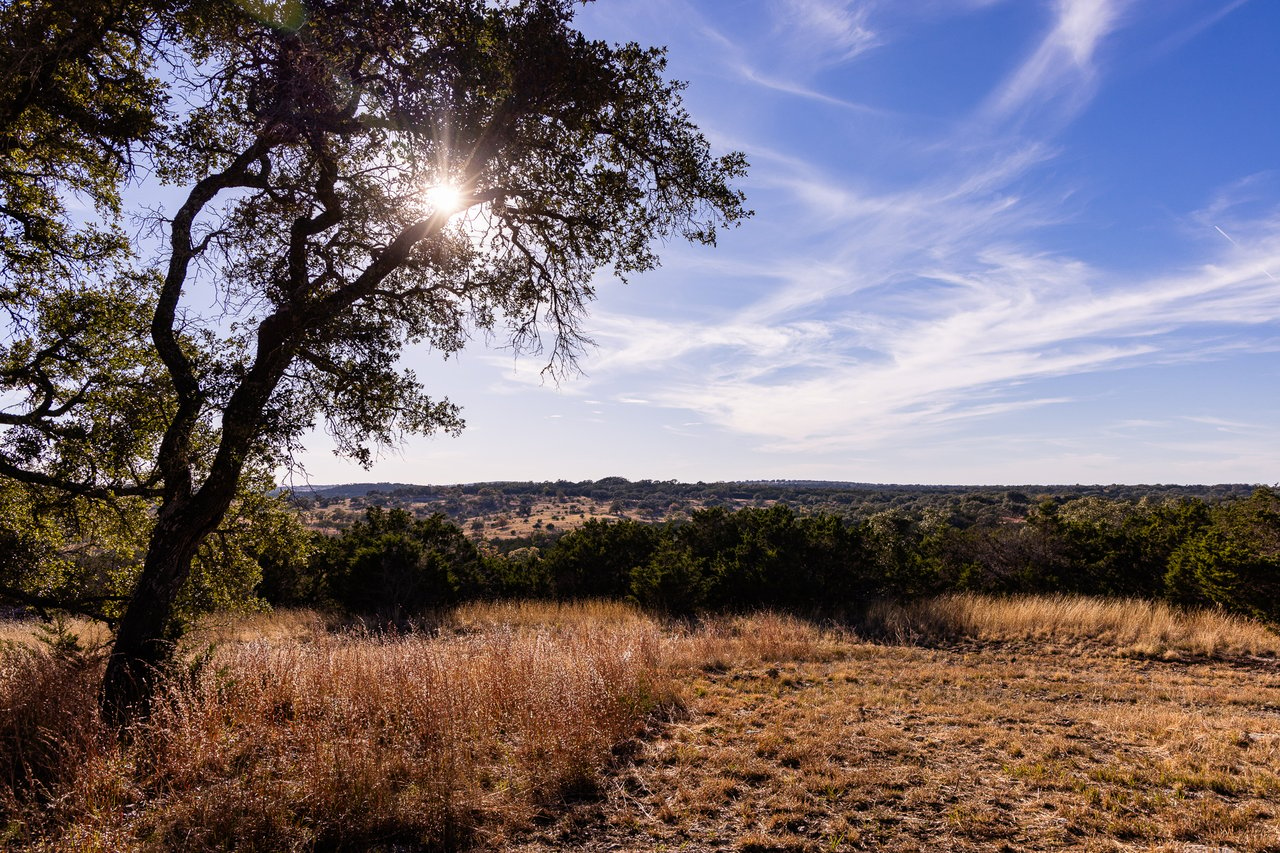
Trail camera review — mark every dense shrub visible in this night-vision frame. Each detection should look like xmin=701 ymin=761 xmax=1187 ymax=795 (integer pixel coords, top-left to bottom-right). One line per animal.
xmin=931 ymin=519 xmax=1075 ymax=594
xmin=627 ymin=505 xmax=874 ymax=611
xmin=630 ymin=537 xmax=710 ymax=611
xmin=1165 ymin=488 xmax=1280 ymax=621
xmin=930 ymin=497 xmax=1215 ymax=600
xmin=542 ymin=518 xmax=659 ymax=599
xmin=309 ymin=508 xmax=494 ymax=616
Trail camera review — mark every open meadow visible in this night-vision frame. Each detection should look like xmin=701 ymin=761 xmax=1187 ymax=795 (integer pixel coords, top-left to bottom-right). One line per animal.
xmin=2 ymin=596 xmax=1279 ymax=852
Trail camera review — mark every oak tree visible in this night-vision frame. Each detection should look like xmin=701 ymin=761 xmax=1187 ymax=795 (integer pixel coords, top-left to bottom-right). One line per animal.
xmin=0 ymin=0 xmax=748 ymax=721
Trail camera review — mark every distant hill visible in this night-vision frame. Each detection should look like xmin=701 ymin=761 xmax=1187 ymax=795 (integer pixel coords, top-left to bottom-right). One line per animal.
xmin=286 ymin=479 xmax=1262 ymax=539
xmin=287 ymin=479 xmax=1258 ymax=501
xmin=284 ymin=482 xmax=434 ymax=499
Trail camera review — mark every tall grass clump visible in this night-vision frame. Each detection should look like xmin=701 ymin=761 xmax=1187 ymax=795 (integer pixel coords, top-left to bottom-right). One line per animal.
xmin=0 ymin=645 xmax=109 ymax=832
xmin=0 ymin=615 xmax=111 ymax=649
xmin=189 ymin=607 xmax=334 ymax=646
xmin=0 ymin=603 xmax=680 ymax=852
xmin=861 ymin=592 xmax=1280 ymax=657
xmin=448 ymin=598 xmax=651 ymax=632
xmin=684 ymin=611 xmax=847 ymax=669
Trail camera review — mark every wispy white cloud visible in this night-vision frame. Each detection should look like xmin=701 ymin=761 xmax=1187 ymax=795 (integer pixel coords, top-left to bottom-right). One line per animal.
xmin=1149 ymin=0 xmax=1254 ymax=59
xmin=696 ymin=18 xmax=885 ymax=113
xmin=983 ymin=0 xmax=1128 ymax=123
xmin=1192 ymin=175 xmax=1280 ymax=275
xmin=1181 ymin=415 xmax=1267 ymax=433
xmin=771 ymin=0 xmax=879 ymax=66
xmin=579 ymin=207 xmax=1280 ymax=454
xmin=719 ymin=140 xmax=1062 ymax=322
xmin=1109 ymin=418 xmax=1167 ymax=430
xmin=728 ymin=61 xmax=885 ymax=113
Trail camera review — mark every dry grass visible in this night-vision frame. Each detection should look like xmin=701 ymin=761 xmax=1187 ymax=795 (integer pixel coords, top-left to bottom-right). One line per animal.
xmin=2 ymin=595 xmax=1278 ymax=852
xmin=139 ymin=622 xmax=670 ymax=850
xmin=684 ymin=611 xmax=849 ymax=669
xmin=0 ymin=602 xmax=685 ymax=852
xmin=860 ymin=592 xmax=1280 ymax=658
xmin=188 ymin=607 xmax=333 ymax=646
xmin=506 ymin=601 xmax=1280 ymax=853
xmin=448 ymin=598 xmax=652 ymax=632
xmin=0 ymin=616 xmax=112 ymax=651
xmin=0 ymin=648 xmax=104 ymax=823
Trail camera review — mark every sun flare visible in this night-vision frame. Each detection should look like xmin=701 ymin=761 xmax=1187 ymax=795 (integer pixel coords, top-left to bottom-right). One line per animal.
xmin=424 ymin=182 xmax=464 ymax=215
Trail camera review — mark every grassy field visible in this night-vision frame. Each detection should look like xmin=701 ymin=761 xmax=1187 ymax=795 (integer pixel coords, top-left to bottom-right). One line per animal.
xmin=2 ymin=597 xmax=1279 ymax=852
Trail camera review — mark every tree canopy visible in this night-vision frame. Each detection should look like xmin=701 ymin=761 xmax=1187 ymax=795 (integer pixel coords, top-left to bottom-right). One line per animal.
xmin=0 ymin=0 xmax=748 ymax=720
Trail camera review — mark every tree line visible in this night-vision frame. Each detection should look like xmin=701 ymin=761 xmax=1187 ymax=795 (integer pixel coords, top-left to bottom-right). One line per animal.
xmin=262 ymin=488 xmax=1280 ymax=623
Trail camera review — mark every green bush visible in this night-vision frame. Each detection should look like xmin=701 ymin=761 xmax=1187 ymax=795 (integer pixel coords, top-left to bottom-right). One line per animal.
xmin=312 ymin=508 xmax=491 ymax=616
xmin=630 ymin=538 xmax=709 ymax=612
xmin=1165 ymin=488 xmax=1280 ymax=621
xmin=541 ymin=519 xmax=659 ymax=599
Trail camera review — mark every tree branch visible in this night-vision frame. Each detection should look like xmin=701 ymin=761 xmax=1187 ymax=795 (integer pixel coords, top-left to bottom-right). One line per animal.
xmin=0 ymin=455 xmax=162 ymax=499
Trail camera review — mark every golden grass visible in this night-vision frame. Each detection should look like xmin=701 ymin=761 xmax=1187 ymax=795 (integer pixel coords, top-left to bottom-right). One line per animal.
xmin=0 ymin=616 xmax=112 ymax=651
xmin=188 ymin=606 xmax=333 ymax=646
xmin=0 ymin=603 xmax=689 ymax=852
xmin=685 ymin=611 xmax=848 ymax=669
xmin=448 ymin=598 xmax=652 ymax=631
xmin=141 ymin=622 xmax=671 ymax=850
xmin=2 ymin=595 xmax=1278 ymax=852
xmin=861 ymin=592 xmax=1280 ymax=657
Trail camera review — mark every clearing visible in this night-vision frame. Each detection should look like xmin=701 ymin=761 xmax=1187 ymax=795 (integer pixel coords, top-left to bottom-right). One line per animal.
xmin=503 ymin=606 xmax=1280 ymax=852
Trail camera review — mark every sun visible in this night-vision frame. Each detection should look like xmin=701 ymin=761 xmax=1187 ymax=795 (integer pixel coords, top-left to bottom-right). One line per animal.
xmin=424 ymin=182 xmax=464 ymax=215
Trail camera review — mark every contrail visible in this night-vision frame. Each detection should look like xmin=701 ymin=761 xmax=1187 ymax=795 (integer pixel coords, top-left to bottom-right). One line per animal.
xmin=1215 ymin=224 xmax=1278 ymax=282
xmin=1213 ymin=224 xmax=1239 ymax=247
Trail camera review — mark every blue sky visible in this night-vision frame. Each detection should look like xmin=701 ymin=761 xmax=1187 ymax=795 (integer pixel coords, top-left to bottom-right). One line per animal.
xmin=301 ymin=0 xmax=1280 ymax=487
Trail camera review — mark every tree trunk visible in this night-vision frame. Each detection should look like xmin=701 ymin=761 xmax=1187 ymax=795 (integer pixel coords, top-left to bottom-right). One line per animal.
xmin=99 ymin=356 xmax=289 ymax=725
xmin=99 ymin=505 xmax=213 ymax=726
